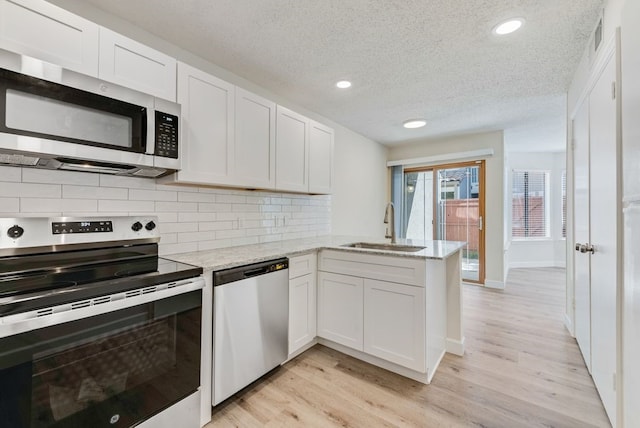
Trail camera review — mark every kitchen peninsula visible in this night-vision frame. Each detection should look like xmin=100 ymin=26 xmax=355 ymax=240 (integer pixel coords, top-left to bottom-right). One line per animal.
xmin=167 ymin=235 xmax=465 ymax=416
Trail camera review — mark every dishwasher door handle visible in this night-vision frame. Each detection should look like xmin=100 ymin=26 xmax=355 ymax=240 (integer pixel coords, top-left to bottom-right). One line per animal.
xmin=243 ymin=267 xmax=269 ymax=278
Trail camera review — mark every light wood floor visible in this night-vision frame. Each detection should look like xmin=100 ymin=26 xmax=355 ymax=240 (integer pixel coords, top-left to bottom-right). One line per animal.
xmin=206 ymin=268 xmax=610 ymax=427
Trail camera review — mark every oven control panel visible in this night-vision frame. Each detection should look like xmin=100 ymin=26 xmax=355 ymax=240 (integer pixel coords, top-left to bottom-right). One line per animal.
xmin=52 ymin=221 xmax=113 ymax=234
xmin=0 ymin=216 xmax=160 ymax=252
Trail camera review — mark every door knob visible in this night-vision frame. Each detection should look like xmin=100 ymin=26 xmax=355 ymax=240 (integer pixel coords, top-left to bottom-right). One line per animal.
xmin=575 ymin=243 xmax=595 ymax=254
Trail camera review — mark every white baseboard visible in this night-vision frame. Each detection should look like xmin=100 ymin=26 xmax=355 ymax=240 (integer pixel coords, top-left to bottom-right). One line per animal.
xmin=284 ymin=339 xmax=317 ymax=363
xmin=317 ymin=338 xmax=431 ymax=384
xmin=484 ymin=279 xmax=505 ymax=289
xmin=509 ymin=261 xmax=566 ymax=269
xmin=564 ymin=313 xmax=575 ymax=337
xmin=446 ymin=337 xmax=465 ymax=356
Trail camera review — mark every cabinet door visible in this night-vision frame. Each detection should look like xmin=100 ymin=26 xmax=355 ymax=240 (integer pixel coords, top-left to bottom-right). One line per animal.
xmin=364 ymin=279 xmax=425 ymax=372
xmin=276 ymin=106 xmax=309 ymax=192
xmin=99 ymin=27 xmax=176 ymax=101
xmin=235 ymin=88 xmax=276 ymax=189
xmin=176 ymin=62 xmax=235 ymax=185
xmin=288 ymin=273 xmax=317 ymax=355
xmin=317 ymin=272 xmax=363 ymax=351
xmin=0 ymin=0 xmax=99 ymax=76
xmin=308 ymin=120 xmax=334 ymax=194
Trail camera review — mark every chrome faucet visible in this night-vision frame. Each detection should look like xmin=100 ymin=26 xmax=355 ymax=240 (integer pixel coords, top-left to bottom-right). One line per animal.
xmin=383 ymin=202 xmax=396 ymax=244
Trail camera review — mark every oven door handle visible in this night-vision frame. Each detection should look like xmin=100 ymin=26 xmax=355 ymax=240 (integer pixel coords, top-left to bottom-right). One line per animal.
xmin=0 ymin=276 xmax=204 ymax=338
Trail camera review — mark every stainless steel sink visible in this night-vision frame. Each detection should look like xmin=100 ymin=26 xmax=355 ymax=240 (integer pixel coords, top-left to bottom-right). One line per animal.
xmin=342 ymin=242 xmax=426 ymax=252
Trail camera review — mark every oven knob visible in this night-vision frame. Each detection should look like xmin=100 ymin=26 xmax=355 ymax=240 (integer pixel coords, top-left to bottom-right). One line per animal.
xmin=145 ymin=221 xmax=156 ymax=231
xmin=7 ymin=225 xmax=24 ymax=239
xmin=131 ymin=221 xmax=143 ymax=232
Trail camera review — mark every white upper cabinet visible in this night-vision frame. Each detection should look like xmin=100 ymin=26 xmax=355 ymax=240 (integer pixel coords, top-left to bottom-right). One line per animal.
xmin=98 ymin=28 xmax=176 ymax=101
xmin=234 ymin=88 xmax=276 ymax=189
xmin=275 ymin=106 xmax=310 ymax=193
xmin=0 ymin=0 xmax=99 ymax=76
xmin=175 ymin=61 xmax=235 ymax=185
xmin=308 ymin=120 xmax=334 ymax=194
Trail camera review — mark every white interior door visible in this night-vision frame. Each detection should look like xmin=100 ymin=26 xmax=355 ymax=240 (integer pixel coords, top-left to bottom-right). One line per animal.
xmin=573 ymin=98 xmax=591 ymax=371
xmin=588 ymin=54 xmax=618 ymax=427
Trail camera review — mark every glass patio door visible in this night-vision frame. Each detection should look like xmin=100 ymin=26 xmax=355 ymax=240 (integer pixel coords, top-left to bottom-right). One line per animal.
xmin=401 ymin=161 xmax=485 ymax=283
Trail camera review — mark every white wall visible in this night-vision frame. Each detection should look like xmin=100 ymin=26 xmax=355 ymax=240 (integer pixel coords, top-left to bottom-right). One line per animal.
xmin=388 ymin=131 xmax=505 ymax=288
xmin=506 ymin=152 xmax=567 ymax=269
xmin=45 ymin=0 xmax=388 ymax=241
xmin=331 ymin=127 xmax=388 ymax=236
xmin=0 ymin=166 xmax=331 ymax=256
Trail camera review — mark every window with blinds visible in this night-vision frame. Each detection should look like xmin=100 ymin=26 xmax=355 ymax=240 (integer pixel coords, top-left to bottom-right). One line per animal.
xmin=512 ymin=170 xmax=550 ymax=238
xmin=561 ymin=170 xmax=567 ymax=238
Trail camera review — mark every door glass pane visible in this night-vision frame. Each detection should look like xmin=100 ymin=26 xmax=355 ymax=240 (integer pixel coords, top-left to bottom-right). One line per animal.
xmin=402 ymin=171 xmax=434 ymax=241
xmin=436 ymin=166 xmax=480 ymax=282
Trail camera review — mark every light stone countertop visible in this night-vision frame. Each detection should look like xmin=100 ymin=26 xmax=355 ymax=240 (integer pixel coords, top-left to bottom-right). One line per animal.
xmin=164 ymin=235 xmax=466 ymax=271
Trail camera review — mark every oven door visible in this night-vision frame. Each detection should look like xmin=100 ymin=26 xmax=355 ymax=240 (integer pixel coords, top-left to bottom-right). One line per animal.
xmin=0 ymin=279 xmax=203 ymax=428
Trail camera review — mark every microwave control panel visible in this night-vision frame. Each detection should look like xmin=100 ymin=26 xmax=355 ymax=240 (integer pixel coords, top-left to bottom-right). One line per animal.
xmin=155 ymin=111 xmax=179 ymax=158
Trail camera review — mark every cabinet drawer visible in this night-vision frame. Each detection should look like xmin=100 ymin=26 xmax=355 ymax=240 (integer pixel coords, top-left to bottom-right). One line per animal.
xmin=288 ymin=252 xmax=317 ymax=279
xmin=318 ymin=250 xmax=426 ymax=287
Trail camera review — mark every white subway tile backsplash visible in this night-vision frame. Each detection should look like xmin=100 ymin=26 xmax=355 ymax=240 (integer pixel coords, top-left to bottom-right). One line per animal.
xmin=178 ymin=192 xmax=216 ymax=203
xmin=0 ymin=183 xmax=61 ymax=198
xmin=159 ymin=242 xmax=198 ymax=256
xmin=63 ymin=185 xmax=128 ymax=200
xmin=23 ymin=169 xmax=99 ymax=186
xmin=246 ymin=195 xmax=270 ymax=204
xmin=159 ymin=233 xmax=178 ymax=244
xmin=0 ymin=166 xmax=22 ymax=182
xmin=178 ymin=231 xmax=215 ymax=243
xmin=232 ymin=204 xmax=261 ymax=213
xmin=199 ymin=221 xmax=234 ymax=231
xmin=22 ymin=198 xmax=97 ymax=213
xmin=160 ymin=222 xmax=199 ymax=233
xmin=155 ymin=201 xmax=198 ymax=212
xmin=154 ymin=212 xmax=179 ymax=223
xmin=99 ymin=174 xmax=156 ymax=190
xmin=129 ymin=189 xmax=177 ymax=202
xmin=1 ymin=168 xmax=331 ymax=256
xmin=216 ymin=194 xmax=247 ymax=204
xmin=216 ymin=229 xmax=246 ymax=240
xmin=0 ymin=197 xmax=20 ymax=213
xmin=199 ymin=203 xmax=232 ymax=213
xmin=98 ymin=200 xmax=155 ymax=212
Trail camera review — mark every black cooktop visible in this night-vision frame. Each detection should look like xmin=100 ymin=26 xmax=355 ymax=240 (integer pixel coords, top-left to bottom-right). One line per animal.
xmin=0 ymin=244 xmax=202 ymax=316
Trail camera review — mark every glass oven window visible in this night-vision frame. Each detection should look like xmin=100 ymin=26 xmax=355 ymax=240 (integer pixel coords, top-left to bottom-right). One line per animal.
xmin=0 ymin=290 xmax=201 ymax=428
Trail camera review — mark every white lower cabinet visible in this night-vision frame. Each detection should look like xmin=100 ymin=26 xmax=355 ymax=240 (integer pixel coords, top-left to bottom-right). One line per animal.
xmin=317 ymin=272 xmax=363 ymax=351
xmin=289 ymin=274 xmax=316 ymax=354
xmin=288 ymin=253 xmax=317 ymax=356
xmin=363 ymin=279 xmax=425 ymax=372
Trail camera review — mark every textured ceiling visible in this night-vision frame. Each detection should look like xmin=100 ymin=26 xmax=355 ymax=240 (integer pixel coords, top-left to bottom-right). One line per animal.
xmin=79 ymin=0 xmax=602 ymax=150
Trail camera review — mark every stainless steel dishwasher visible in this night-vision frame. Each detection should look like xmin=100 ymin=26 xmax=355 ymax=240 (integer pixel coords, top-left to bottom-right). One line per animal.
xmin=212 ymin=258 xmax=289 ymax=405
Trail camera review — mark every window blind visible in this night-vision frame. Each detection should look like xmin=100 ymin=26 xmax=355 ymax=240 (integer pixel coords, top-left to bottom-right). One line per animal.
xmin=512 ymin=171 xmax=549 ymax=238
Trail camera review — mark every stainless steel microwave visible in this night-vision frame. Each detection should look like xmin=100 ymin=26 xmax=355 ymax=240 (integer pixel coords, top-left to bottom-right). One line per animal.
xmin=0 ymin=48 xmax=180 ymax=177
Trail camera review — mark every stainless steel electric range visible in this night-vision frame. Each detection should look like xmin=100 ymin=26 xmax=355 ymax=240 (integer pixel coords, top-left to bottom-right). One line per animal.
xmin=0 ymin=216 xmax=204 ymax=428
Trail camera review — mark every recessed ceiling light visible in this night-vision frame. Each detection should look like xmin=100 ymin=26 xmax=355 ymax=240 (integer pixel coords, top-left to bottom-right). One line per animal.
xmin=336 ymin=80 xmax=352 ymax=89
xmin=403 ymin=119 xmax=427 ymax=129
xmin=493 ymin=18 xmax=524 ymax=35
